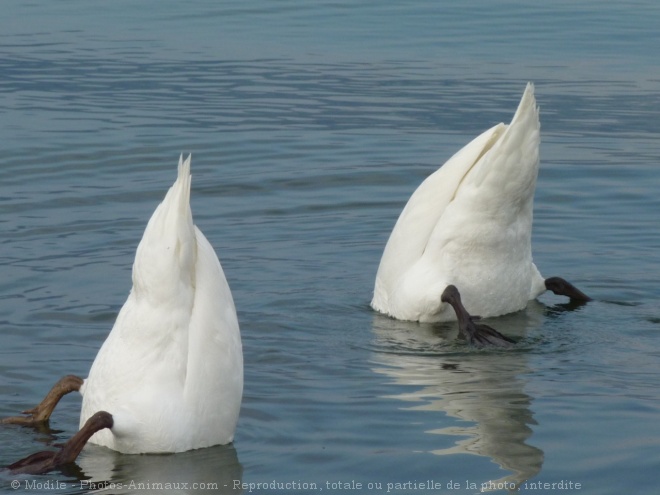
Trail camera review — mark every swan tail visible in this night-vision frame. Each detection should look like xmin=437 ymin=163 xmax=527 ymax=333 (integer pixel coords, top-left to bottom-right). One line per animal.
xmin=452 ymin=83 xmax=540 ymax=215
xmin=421 ymin=83 xmax=539 ymax=217
xmin=131 ymin=154 xmax=196 ymax=302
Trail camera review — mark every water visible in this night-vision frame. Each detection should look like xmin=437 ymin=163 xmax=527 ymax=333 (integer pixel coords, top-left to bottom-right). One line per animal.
xmin=1 ymin=1 xmax=659 ymax=494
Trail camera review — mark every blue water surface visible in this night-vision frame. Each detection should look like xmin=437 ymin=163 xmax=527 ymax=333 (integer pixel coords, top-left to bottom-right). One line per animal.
xmin=1 ymin=1 xmax=659 ymax=494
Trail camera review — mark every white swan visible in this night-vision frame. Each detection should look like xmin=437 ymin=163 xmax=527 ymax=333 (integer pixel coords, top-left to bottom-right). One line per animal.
xmin=5 ymin=155 xmax=243 ymax=470
xmin=371 ymin=83 xmax=589 ymax=333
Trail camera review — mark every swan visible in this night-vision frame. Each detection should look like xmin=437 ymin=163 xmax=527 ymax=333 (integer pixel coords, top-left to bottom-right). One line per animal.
xmin=4 ymin=155 xmax=243 ymax=472
xmin=371 ymin=83 xmax=590 ymax=336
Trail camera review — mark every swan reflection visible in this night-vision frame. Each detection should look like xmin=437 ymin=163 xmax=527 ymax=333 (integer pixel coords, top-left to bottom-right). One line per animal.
xmin=75 ymin=443 xmax=242 ymax=494
xmin=371 ymin=302 xmax=547 ymax=488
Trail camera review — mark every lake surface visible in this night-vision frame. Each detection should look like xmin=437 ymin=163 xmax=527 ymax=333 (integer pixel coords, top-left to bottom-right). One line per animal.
xmin=1 ymin=1 xmax=659 ymax=494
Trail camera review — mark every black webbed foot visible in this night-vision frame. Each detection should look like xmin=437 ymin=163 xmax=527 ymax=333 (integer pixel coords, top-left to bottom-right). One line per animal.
xmin=441 ymin=285 xmax=516 ymax=348
xmin=462 ymin=316 xmax=516 ymax=348
xmin=545 ymin=277 xmax=591 ymax=302
xmin=7 ymin=411 xmax=113 ymax=475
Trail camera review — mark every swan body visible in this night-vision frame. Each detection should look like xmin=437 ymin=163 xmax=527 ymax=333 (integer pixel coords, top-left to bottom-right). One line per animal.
xmin=372 ymin=83 xmax=547 ymax=323
xmin=79 ymin=155 xmax=243 ymax=454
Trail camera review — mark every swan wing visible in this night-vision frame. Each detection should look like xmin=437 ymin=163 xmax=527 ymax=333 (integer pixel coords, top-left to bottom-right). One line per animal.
xmin=183 ymin=225 xmax=243 ymax=448
xmin=372 ymin=122 xmax=506 ymax=315
xmin=421 ymin=83 xmax=544 ymax=317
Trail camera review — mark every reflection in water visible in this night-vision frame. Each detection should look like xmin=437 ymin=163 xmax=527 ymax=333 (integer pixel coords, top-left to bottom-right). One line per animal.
xmin=76 ymin=443 xmax=242 ymax=494
xmin=371 ymin=303 xmax=547 ymax=489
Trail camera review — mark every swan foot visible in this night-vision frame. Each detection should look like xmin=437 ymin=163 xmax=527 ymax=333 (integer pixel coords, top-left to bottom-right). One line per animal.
xmin=441 ymin=285 xmax=516 ymax=348
xmin=1 ymin=375 xmax=83 ymax=426
xmin=545 ymin=277 xmax=591 ymax=302
xmin=7 ymin=411 xmax=113 ymax=475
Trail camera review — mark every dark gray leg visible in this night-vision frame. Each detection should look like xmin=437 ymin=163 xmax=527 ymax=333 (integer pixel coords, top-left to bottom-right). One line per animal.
xmin=2 ymin=375 xmax=83 ymax=426
xmin=545 ymin=277 xmax=591 ymax=302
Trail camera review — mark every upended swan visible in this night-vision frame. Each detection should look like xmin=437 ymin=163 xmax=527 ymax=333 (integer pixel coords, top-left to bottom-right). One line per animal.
xmin=4 ymin=155 xmax=243 ymax=473
xmin=371 ymin=83 xmax=590 ymax=344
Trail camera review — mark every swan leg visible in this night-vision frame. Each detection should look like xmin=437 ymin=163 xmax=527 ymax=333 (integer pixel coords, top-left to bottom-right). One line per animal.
xmin=8 ymin=411 xmax=113 ymax=475
xmin=1 ymin=375 xmax=83 ymax=426
xmin=441 ymin=285 xmax=516 ymax=348
xmin=545 ymin=277 xmax=591 ymax=302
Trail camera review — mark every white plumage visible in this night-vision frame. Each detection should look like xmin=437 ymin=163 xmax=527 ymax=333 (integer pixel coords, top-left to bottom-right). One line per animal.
xmin=372 ymin=83 xmax=547 ymax=323
xmin=80 ymin=155 xmax=243 ymax=453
